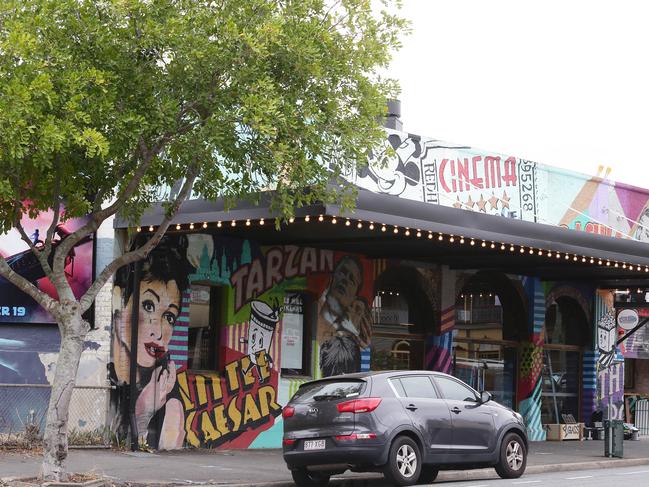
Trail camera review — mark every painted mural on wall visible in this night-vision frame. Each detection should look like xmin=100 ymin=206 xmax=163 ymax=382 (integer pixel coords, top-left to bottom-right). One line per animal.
xmin=345 ymin=129 xmax=649 ymax=245
xmin=109 ymin=234 xmax=373 ymax=449
xmin=0 ymin=209 xmax=95 ymax=434
xmin=316 ymin=255 xmax=373 ymax=377
xmin=0 ymin=207 xmax=93 ymax=324
xmin=594 ymin=290 xmax=625 ymax=420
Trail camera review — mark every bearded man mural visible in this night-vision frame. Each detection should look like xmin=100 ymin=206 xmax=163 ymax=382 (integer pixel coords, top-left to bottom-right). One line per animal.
xmin=318 ymin=255 xmax=372 ymax=377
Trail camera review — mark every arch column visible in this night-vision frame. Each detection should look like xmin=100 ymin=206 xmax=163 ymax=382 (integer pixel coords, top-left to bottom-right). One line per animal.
xmin=425 ymin=266 xmax=455 ymax=374
xmin=517 ymin=277 xmax=546 ymax=441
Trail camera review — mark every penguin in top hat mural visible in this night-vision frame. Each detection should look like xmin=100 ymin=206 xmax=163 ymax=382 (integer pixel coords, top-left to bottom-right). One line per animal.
xmin=241 ymin=299 xmax=280 ymax=382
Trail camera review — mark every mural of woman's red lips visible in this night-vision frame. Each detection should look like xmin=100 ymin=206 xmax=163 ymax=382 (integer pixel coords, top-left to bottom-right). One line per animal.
xmin=144 ymin=342 xmax=166 ymax=359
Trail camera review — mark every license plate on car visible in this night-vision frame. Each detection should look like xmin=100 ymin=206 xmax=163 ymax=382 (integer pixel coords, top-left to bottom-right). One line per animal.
xmin=303 ymin=439 xmax=326 ymax=450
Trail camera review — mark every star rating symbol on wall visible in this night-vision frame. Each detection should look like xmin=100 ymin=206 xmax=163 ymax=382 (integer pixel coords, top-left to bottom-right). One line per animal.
xmin=488 ymin=192 xmax=500 ymax=210
xmin=501 ymin=190 xmax=511 ymax=209
xmin=465 ymin=195 xmax=475 ymax=210
xmin=453 ymin=190 xmax=513 ymax=213
xmin=477 ymin=194 xmax=487 ymax=212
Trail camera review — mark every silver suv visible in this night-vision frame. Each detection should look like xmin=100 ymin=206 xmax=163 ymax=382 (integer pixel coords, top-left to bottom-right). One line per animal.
xmin=283 ymin=370 xmax=528 ymax=486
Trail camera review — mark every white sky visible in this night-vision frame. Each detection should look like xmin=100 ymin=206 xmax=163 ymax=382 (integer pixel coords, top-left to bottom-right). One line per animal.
xmin=387 ymin=0 xmax=649 ymax=189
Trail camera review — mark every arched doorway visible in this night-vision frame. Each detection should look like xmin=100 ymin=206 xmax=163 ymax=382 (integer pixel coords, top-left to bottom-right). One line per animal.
xmin=541 ymin=294 xmax=591 ymax=424
xmin=370 ymin=266 xmax=435 ymax=371
xmin=453 ymin=272 xmax=527 ymax=409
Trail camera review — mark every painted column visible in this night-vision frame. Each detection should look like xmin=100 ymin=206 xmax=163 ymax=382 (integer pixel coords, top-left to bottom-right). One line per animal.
xmin=595 ymin=290 xmax=625 ymax=420
xmin=517 ymin=277 xmax=546 ymax=441
xmin=425 ymin=266 xmax=455 ymax=374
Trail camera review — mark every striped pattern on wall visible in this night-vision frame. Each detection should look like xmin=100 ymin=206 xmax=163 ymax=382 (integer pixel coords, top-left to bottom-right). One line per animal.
xmin=440 ymin=305 xmax=455 ymax=334
xmin=287 ymin=378 xmax=310 ymax=401
xmin=582 ymin=350 xmax=598 ymax=423
xmin=373 ymin=258 xmax=387 ymax=280
xmin=532 ymin=286 xmax=545 ymax=337
xmin=425 ymin=331 xmax=453 ymax=374
xmin=361 ymin=347 xmax=371 ymax=372
xmin=169 ymin=291 xmax=191 ymax=368
xmin=519 ymin=377 xmax=546 ymax=441
xmin=312 ymin=340 xmax=322 ymax=379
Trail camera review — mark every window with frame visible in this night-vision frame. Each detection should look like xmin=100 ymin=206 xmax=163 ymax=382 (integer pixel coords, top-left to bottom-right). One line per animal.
xmin=187 ymin=284 xmax=222 ymax=371
xmin=434 ymin=376 xmax=478 ymax=402
xmin=280 ymin=292 xmax=312 ymax=376
xmin=393 ymin=376 xmax=439 ymax=399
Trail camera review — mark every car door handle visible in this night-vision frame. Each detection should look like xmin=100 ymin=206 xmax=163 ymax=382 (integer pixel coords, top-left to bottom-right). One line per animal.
xmin=451 ymin=407 xmax=462 ymax=414
xmin=406 ymin=404 xmax=418 ymax=411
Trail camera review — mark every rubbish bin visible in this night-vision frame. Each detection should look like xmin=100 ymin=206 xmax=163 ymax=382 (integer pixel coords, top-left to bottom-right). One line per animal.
xmin=604 ymin=420 xmax=624 ymax=458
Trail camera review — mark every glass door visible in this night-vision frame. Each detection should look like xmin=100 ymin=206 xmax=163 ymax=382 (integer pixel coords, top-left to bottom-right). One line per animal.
xmin=540 ymin=348 xmax=581 ymax=424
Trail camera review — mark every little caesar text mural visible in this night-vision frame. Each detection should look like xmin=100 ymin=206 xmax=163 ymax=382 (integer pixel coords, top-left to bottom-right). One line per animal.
xmin=110 ymin=234 xmax=374 ymax=449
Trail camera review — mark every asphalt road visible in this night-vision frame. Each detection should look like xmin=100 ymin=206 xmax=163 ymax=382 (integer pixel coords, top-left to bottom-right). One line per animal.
xmin=425 ymin=465 xmax=649 ymax=487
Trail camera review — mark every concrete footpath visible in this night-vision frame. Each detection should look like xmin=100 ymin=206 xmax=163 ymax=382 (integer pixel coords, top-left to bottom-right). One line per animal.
xmin=2 ymin=439 xmax=649 ymax=486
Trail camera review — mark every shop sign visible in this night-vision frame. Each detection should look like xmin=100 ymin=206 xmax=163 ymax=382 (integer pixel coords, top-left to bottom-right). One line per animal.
xmin=617 ymin=309 xmax=639 ymax=331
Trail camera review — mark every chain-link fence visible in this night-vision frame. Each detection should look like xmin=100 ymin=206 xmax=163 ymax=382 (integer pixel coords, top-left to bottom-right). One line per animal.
xmin=0 ymin=383 xmax=114 ymax=447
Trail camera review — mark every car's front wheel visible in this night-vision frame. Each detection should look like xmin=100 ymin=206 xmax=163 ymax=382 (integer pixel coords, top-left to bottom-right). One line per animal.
xmin=383 ymin=436 xmax=422 ymax=486
xmin=495 ymin=432 xmax=527 ymax=479
xmin=291 ymin=468 xmax=330 ymax=487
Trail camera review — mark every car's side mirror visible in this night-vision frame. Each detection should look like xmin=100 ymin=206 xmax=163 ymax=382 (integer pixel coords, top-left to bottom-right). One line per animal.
xmin=480 ymin=391 xmax=492 ymax=404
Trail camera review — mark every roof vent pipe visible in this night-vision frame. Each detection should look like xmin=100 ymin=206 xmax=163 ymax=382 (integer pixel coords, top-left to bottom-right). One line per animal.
xmin=384 ymin=99 xmax=403 ymax=131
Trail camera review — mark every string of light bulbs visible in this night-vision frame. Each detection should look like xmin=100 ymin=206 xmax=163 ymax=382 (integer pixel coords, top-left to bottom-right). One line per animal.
xmin=135 ymin=214 xmax=649 ymax=274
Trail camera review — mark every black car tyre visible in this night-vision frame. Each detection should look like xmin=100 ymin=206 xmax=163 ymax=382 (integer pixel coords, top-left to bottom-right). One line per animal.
xmin=383 ymin=436 xmax=422 ymax=486
xmin=418 ymin=465 xmax=439 ymax=483
xmin=495 ymin=432 xmax=527 ymax=479
xmin=291 ymin=468 xmax=330 ymax=487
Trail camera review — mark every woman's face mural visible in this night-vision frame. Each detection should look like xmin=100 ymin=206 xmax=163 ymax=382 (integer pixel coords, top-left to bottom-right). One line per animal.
xmin=136 ymin=279 xmax=181 ymax=368
xmin=113 ymin=279 xmax=181 ymax=369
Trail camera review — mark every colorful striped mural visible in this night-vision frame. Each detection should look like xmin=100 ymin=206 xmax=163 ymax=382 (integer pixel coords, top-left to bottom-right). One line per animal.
xmin=518 ymin=277 xmax=546 ymax=441
xmin=425 ymin=331 xmax=453 ymax=374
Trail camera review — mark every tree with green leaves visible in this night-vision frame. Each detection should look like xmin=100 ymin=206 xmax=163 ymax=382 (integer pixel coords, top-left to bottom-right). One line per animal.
xmin=0 ymin=0 xmax=406 ymax=481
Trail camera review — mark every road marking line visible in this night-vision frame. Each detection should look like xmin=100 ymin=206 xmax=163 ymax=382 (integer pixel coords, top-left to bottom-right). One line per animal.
xmin=618 ymin=469 xmax=649 ymax=475
xmin=565 ymin=476 xmax=593 ymax=480
xmin=512 ymin=481 xmax=541 ymax=485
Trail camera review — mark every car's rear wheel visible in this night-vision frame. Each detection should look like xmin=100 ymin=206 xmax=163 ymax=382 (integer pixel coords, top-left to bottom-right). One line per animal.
xmin=418 ymin=465 xmax=439 ymax=483
xmin=495 ymin=432 xmax=527 ymax=479
xmin=291 ymin=468 xmax=330 ymax=487
xmin=383 ymin=436 xmax=422 ymax=486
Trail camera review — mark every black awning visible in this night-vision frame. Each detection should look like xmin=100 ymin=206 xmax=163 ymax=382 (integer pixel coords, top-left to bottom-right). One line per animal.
xmin=115 ymin=188 xmax=649 ymax=285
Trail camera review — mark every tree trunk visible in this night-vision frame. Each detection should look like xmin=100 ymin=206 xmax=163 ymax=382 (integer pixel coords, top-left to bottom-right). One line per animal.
xmin=41 ymin=308 xmax=87 ymax=481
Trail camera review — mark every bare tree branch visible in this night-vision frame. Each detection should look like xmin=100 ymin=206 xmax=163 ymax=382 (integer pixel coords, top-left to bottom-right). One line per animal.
xmin=79 ymin=163 xmax=200 ymax=313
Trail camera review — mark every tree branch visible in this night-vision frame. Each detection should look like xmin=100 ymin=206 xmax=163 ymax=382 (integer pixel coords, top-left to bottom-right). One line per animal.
xmin=79 ymin=163 xmax=200 ymax=313
xmin=0 ymin=257 xmax=59 ymax=319
xmin=44 ymin=169 xmax=63 ymax=260
xmin=14 ymin=219 xmax=55 ymax=280
xmin=53 ymin=144 xmax=157 ymax=277
xmin=57 ymin=111 xmax=206 ymax=271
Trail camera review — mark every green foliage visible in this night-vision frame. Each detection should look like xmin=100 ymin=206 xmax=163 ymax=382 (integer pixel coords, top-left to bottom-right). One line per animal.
xmin=0 ymin=0 xmax=407 ymax=230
